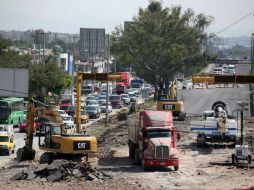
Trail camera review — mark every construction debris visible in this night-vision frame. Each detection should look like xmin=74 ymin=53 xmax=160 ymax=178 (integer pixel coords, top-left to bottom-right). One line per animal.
xmin=11 ymin=159 xmax=112 ymax=182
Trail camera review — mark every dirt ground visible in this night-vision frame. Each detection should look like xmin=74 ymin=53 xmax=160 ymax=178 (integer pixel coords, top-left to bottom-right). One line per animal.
xmin=0 ymin=115 xmax=254 ymax=190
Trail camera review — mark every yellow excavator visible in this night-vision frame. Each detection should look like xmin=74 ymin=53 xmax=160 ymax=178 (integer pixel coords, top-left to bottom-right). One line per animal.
xmin=157 ymin=79 xmax=186 ymax=121
xmin=17 ymin=98 xmax=97 ymax=163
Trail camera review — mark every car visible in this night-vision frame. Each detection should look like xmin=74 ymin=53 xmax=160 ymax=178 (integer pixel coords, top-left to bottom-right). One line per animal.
xmin=228 ymin=65 xmax=236 ymax=74
xmin=81 ymin=85 xmax=92 ymax=95
xmin=98 ymin=95 xmax=107 ymax=105
xmin=0 ymin=133 xmax=15 ymax=155
xmin=58 ymin=109 xmax=69 ymax=118
xmin=62 ymin=115 xmax=75 ymax=129
xmin=85 ymin=95 xmax=95 ymax=106
xmin=213 ymin=67 xmax=224 ymax=75
xmin=182 ymin=80 xmax=193 ymax=89
xmin=86 ymin=105 xmax=100 ymax=119
xmin=66 ymin=105 xmax=76 ymax=117
xmin=109 ymin=94 xmax=123 ymax=108
xmin=121 ymin=94 xmax=130 ymax=105
xmin=128 ymin=92 xmax=137 ymax=102
xmin=19 ymin=119 xmax=36 ymax=133
xmin=223 ymin=64 xmax=228 ymax=73
xmin=100 ymin=102 xmax=113 ymax=113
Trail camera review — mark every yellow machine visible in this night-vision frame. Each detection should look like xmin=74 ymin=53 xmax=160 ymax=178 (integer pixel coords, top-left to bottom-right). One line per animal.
xmin=157 ymin=79 xmax=186 ymax=121
xmin=17 ymin=99 xmax=97 ymax=163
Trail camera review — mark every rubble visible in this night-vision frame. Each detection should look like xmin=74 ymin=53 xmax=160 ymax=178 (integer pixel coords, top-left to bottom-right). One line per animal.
xmin=11 ymin=159 xmax=112 ymax=182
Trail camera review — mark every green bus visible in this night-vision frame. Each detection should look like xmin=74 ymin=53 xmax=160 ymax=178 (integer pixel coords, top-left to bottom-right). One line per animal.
xmin=0 ymin=97 xmax=25 ymax=126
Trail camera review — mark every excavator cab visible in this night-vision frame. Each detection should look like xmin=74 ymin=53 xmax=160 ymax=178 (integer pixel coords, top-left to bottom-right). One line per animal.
xmin=157 ymin=79 xmax=186 ymax=121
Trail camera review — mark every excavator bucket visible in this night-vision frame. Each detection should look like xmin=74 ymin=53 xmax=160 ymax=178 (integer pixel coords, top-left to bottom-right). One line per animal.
xmin=17 ymin=146 xmax=36 ymax=162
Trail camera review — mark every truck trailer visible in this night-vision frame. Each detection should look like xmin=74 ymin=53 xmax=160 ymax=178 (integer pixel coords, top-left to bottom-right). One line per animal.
xmin=128 ymin=110 xmax=180 ymax=171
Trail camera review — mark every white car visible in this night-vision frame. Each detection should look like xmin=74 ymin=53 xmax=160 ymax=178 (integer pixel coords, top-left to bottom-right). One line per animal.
xmin=62 ymin=115 xmax=75 ymax=129
xmin=100 ymin=102 xmax=113 ymax=113
xmin=182 ymin=80 xmax=192 ymax=89
xmin=121 ymin=94 xmax=130 ymax=105
xmin=58 ymin=109 xmax=69 ymax=118
xmin=213 ymin=67 xmax=224 ymax=75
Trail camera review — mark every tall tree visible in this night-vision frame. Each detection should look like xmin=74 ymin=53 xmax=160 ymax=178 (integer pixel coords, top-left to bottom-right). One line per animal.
xmin=111 ymin=1 xmax=213 ymax=99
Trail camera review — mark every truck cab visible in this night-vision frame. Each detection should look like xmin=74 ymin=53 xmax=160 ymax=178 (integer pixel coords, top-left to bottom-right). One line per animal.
xmin=128 ymin=111 xmax=180 ymax=171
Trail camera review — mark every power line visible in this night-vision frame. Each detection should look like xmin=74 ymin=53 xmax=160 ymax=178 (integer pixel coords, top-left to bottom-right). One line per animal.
xmin=216 ymin=10 xmax=254 ymax=35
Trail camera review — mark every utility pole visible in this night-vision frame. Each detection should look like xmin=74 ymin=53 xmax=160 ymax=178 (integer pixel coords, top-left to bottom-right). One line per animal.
xmin=250 ymin=33 xmax=254 ymax=116
xmin=105 ymin=35 xmax=110 ymax=126
xmin=37 ymin=31 xmax=51 ymax=64
xmin=69 ymin=35 xmax=78 ymax=80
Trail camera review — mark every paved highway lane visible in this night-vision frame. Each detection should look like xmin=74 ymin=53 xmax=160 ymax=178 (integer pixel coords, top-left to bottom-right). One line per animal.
xmin=179 ymin=85 xmax=250 ymax=115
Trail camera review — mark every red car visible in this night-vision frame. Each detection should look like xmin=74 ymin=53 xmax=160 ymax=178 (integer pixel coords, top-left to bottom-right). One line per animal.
xmin=19 ymin=119 xmax=36 ymax=133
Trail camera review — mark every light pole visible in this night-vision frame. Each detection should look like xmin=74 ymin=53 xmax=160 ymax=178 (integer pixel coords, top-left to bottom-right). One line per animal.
xmin=105 ymin=35 xmax=110 ymax=126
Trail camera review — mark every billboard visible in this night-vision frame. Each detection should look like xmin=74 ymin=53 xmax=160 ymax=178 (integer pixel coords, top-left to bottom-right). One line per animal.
xmin=80 ymin=28 xmax=105 ymax=61
xmin=0 ymin=68 xmax=29 ymax=97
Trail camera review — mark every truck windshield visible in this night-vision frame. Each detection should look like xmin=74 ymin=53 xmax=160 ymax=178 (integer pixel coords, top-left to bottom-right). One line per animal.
xmin=0 ymin=136 xmax=9 ymax=142
xmin=146 ymin=130 xmax=171 ymax=138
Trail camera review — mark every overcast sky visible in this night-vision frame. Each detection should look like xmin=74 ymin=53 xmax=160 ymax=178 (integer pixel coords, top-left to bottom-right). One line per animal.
xmin=0 ymin=0 xmax=253 ymax=37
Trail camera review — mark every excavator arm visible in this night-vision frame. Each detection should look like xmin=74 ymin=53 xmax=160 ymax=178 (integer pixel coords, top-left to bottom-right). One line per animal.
xmin=17 ymin=99 xmax=63 ymax=162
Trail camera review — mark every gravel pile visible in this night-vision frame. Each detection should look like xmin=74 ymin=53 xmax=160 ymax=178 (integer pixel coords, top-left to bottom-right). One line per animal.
xmin=11 ymin=159 xmax=112 ymax=182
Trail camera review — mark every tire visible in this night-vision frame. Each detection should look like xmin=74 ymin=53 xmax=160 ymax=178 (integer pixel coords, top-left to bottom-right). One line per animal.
xmin=197 ymin=134 xmax=206 ymax=147
xmin=135 ymin=149 xmax=141 ymax=165
xmin=232 ymin=154 xmax=235 ymax=164
xmin=248 ymin=155 xmax=251 ymax=164
xmin=12 ymin=146 xmax=15 ymax=154
xmin=129 ymin=143 xmax=135 ymax=159
xmin=144 ymin=165 xmax=151 ymax=171
xmin=174 ymin=166 xmax=179 ymax=171
xmin=178 ymin=112 xmax=186 ymax=121
xmin=40 ymin=152 xmax=52 ymax=164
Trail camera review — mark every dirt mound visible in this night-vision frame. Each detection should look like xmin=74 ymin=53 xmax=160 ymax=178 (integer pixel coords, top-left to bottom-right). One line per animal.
xmin=11 ymin=159 xmax=112 ymax=182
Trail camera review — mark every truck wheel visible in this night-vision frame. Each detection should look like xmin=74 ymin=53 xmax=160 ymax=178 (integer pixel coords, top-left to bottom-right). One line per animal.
xmin=174 ymin=166 xmax=179 ymax=171
xmin=248 ymin=155 xmax=252 ymax=164
xmin=143 ymin=165 xmax=151 ymax=171
xmin=232 ymin=154 xmax=235 ymax=164
xmin=135 ymin=150 xmax=141 ymax=166
xmin=178 ymin=112 xmax=186 ymax=121
xmin=197 ymin=134 xmax=206 ymax=147
xmin=129 ymin=143 xmax=135 ymax=160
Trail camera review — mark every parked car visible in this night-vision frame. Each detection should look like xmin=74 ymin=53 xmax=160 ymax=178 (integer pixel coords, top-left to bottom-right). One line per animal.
xmin=66 ymin=105 xmax=76 ymax=117
xmin=121 ymin=94 xmax=130 ymax=105
xmin=109 ymin=95 xmax=123 ymax=108
xmin=62 ymin=115 xmax=75 ymax=129
xmin=101 ymin=102 xmax=113 ymax=113
xmin=128 ymin=92 xmax=137 ymax=102
xmin=19 ymin=119 xmax=36 ymax=133
xmin=86 ymin=105 xmax=100 ymax=119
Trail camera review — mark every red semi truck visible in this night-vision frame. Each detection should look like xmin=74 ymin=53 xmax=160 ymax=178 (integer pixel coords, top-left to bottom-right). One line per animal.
xmin=128 ymin=110 xmax=180 ymax=171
